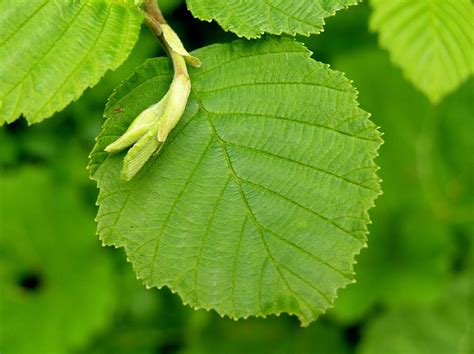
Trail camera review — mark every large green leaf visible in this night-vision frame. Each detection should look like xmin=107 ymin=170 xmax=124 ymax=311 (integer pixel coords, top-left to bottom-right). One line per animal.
xmin=0 ymin=0 xmax=143 ymax=125
xmin=370 ymin=0 xmax=474 ymax=103
xmin=0 ymin=167 xmax=116 ymax=354
xmin=90 ymin=37 xmax=382 ymax=325
xmin=186 ymin=0 xmax=361 ymax=38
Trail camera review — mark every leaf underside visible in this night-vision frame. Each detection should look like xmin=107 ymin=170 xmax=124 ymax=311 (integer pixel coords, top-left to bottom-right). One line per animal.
xmin=370 ymin=0 xmax=474 ymax=103
xmin=186 ymin=0 xmax=361 ymax=38
xmin=90 ymin=38 xmax=382 ymax=325
xmin=0 ymin=0 xmax=143 ymax=125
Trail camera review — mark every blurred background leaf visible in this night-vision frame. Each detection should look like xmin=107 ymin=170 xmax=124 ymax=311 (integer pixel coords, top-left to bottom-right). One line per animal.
xmin=358 ymin=274 xmax=473 ymax=354
xmin=0 ymin=167 xmax=116 ymax=354
xmin=0 ymin=1 xmax=472 ymax=353
xmin=327 ymin=48 xmax=473 ymax=324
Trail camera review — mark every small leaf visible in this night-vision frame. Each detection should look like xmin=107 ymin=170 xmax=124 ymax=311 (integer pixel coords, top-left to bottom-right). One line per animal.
xmin=90 ymin=37 xmax=382 ymax=325
xmin=186 ymin=0 xmax=361 ymax=38
xmin=370 ymin=0 xmax=474 ymax=103
xmin=0 ymin=0 xmax=143 ymax=125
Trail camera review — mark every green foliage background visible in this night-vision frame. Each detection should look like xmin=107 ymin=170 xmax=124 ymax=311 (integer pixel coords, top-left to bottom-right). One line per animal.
xmin=1 ymin=2 xmax=472 ymax=353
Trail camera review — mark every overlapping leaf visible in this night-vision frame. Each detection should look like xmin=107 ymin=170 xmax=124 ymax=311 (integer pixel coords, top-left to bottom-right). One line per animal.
xmin=186 ymin=0 xmax=361 ymax=38
xmin=0 ymin=0 xmax=143 ymax=125
xmin=370 ymin=0 xmax=474 ymax=103
xmin=90 ymin=37 xmax=381 ymax=325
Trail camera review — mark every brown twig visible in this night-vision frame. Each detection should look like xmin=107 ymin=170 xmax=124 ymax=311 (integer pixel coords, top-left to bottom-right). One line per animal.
xmin=144 ymin=0 xmax=166 ymax=24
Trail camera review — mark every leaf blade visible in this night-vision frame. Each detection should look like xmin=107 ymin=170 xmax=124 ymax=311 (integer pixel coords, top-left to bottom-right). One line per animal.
xmin=186 ymin=0 xmax=361 ymax=38
xmin=90 ymin=38 xmax=382 ymax=325
xmin=370 ymin=0 xmax=474 ymax=103
xmin=0 ymin=0 xmax=143 ymax=125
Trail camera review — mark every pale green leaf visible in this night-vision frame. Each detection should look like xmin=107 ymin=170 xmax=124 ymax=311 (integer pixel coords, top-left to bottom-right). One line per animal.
xmin=0 ymin=167 xmax=116 ymax=354
xmin=0 ymin=0 xmax=143 ymax=125
xmin=90 ymin=37 xmax=382 ymax=325
xmin=186 ymin=0 xmax=361 ymax=38
xmin=370 ymin=0 xmax=474 ymax=103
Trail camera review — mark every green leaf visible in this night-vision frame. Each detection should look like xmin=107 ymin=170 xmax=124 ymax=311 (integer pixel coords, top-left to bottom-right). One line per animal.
xmin=0 ymin=167 xmax=116 ymax=354
xmin=186 ymin=0 xmax=361 ymax=38
xmin=358 ymin=276 xmax=473 ymax=354
xmin=0 ymin=0 xmax=143 ymax=125
xmin=370 ymin=0 xmax=474 ymax=103
xmin=90 ymin=37 xmax=382 ymax=325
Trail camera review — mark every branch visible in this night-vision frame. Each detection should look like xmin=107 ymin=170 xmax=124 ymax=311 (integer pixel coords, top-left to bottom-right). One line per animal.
xmin=144 ymin=0 xmax=166 ymax=24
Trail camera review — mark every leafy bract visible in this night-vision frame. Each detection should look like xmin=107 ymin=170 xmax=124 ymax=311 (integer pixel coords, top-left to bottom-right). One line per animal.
xmin=90 ymin=37 xmax=381 ymax=325
xmin=0 ymin=167 xmax=116 ymax=354
xmin=370 ymin=0 xmax=474 ymax=103
xmin=186 ymin=0 xmax=361 ymax=38
xmin=0 ymin=0 xmax=143 ymax=125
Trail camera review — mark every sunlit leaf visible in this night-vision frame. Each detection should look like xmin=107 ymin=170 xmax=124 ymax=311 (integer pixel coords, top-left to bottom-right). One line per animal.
xmin=370 ymin=0 xmax=474 ymax=103
xmin=187 ymin=0 xmax=361 ymax=38
xmin=0 ymin=0 xmax=143 ymax=125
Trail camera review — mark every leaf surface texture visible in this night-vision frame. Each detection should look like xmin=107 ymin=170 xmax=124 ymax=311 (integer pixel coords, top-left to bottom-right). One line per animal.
xmin=370 ymin=0 xmax=474 ymax=103
xmin=90 ymin=38 xmax=381 ymax=325
xmin=187 ymin=0 xmax=360 ymax=38
xmin=0 ymin=0 xmax=143 ymax=124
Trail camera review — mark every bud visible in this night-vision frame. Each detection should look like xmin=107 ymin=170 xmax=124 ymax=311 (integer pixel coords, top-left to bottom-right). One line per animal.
xmin=157 ymin=71 xmax=190 ymax=142
xmin=105 ymin=18 xmax=198 ymax=181
xmin=105 ymin=93 xmax=169 ymax=153
xmin=121 ymin=130 xmax=162 ymax=181
xmin=161 ymin=24 xmax=201 ymax=68
xmin=105 ymin=55 xmax=192 ymax=181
